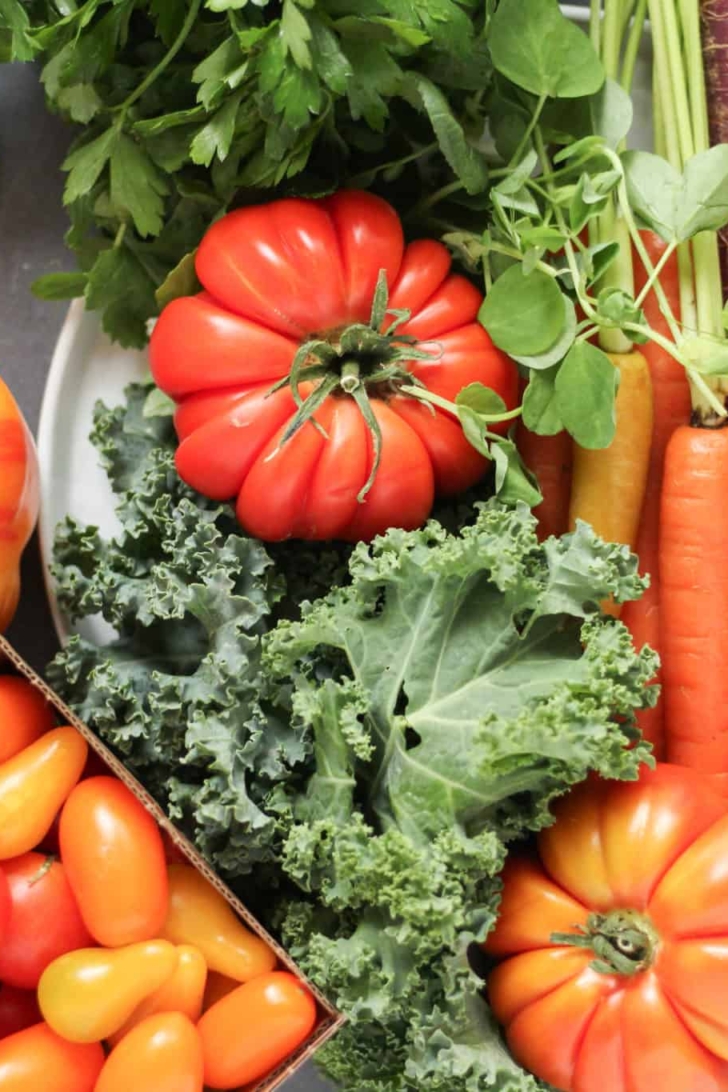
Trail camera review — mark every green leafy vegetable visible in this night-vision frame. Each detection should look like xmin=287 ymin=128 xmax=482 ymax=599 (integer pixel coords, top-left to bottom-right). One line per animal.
xmin=478 ymin=265 xmax=566 ymax=356
xmin=555 ymin=342 xmax=619 ymax=449
xmin=49 ymin=383 xmax=657 ymax=1092
xmin=489 ymin=0 xmax=605 ymax=99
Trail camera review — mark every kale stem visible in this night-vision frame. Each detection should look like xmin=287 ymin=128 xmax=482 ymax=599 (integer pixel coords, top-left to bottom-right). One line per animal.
xmin=116 ymin=0 xmax=202 ymax=116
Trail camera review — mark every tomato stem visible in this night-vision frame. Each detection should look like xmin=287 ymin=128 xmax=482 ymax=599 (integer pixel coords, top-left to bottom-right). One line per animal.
xmin=551 ymin=909 xmax=660 ymax=976
xmin=341 ymin=360 xmax=361 ymax=393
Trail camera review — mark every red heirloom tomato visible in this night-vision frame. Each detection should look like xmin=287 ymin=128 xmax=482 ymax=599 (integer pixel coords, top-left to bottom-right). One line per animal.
xmin=0 ymin=986 xmax=41 ymax=1039
xmin=483 ymin=765 xmax=728 ymax=1092
xmin=150 ymin=191 xmax=518 ymax=543
xmin=0 ymin=853 xmax=92 ymax=989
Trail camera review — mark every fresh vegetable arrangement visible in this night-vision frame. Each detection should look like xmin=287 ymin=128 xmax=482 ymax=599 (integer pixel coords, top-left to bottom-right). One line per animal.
xmin=0 ymin=671 xmax=318 ymax=1091
xmin=8 ymin=0 xmax=728 ymax=1090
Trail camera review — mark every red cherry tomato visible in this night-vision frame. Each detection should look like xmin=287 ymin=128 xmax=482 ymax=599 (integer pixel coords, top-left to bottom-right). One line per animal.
xmin=0 ymin=853 xmax=92 ymax=990
xmin=59 ymin=776 xmax=168 ymax=947
xmin=150 ymin=191 xmax=518 ymax=543
xmin=0 ymin=1022 xmax=104 ymax=1091
xmin=0 ymin=678 xmax=55 ymax=763
xmin=0 ymin=986 xmax=41 ymax=1038
xmin=198 ymin=971 xmax=317 ymax=1089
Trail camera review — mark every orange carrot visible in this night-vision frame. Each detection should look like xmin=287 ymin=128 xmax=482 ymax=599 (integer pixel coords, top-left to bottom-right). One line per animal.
xmin=621 ymin=231 xmax=691 ymax=757
xmin=661 ymin=427 xmax=728 ymax=771
xmin=516 ymin=425 xmax=573 ymax=541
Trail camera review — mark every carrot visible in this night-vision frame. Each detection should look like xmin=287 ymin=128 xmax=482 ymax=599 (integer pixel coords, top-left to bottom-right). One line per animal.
xmin=621 ymin=232 xmax=691 ymax=756
xmin=516 ymin=425 xmax=573 ymax=540
xmin=515 ymin=376 xmax=573 ymax=541
xmin=661 ymin=427 xmax=728 ymax=770
xmin=568 ymin=351 xmax=654 ymax=616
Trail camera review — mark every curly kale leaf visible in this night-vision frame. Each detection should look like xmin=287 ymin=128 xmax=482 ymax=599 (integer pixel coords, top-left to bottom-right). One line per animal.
xmin=48 ymin=385 xmax=304 ymax=875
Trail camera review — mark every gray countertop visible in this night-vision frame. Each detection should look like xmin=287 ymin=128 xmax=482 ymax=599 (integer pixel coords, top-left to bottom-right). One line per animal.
xmin=0 ymin=60 xmax=331 ymax=1092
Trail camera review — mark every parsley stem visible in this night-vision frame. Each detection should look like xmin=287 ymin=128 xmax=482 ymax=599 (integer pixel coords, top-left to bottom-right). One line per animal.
xmin=348 ymin=142 xmax=439 ymax=188
xmin=116 ymin=0 xmax=202 ymax=116
xmin=114 ymin=223 xmax=127 ymax=248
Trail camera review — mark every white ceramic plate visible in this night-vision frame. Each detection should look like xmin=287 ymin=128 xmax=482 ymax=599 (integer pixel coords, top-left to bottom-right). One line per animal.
xmin=38 ymin=6 xmax=653 ymax=646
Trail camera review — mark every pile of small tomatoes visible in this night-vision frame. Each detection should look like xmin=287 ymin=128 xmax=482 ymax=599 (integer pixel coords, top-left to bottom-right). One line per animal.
xmin=0 ymin=675 xmax=317 ymax=1092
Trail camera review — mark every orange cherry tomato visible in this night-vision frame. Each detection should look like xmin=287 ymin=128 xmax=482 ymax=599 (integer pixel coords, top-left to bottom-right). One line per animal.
xmin=96 ymin=1013 xmax=204 ymax=1092
xmin=484 ymin=765 xmax=728 ymax=1092
xmin=108 ymin=944 xmax=207 ymax=1047
xmin=0 ymin=677 xmax=55 ymax=763
xmin=0 ymin=1022 xmax=104 ymax=1092
xmin=0 ymin=727 xmax=87 ymax=859
xmin=161 ymin=864 xmax=276 ymax=982
xmin=0 ymin=986 xmax=41 ymax=1039
xmin=198 ymin=971 xmax=318 ymax=1089
xmin=59 ymin=776 xmax=168 ymax=946
xmin=0 ymin=379 xmax=39 ymax=633
xmin=202 ymin=971 xmax=240 ymax=1013
xmin=38 ymin=940 xmax=177 ymax=1043
xmin=0 ymin=853 xmax=92 ymax=989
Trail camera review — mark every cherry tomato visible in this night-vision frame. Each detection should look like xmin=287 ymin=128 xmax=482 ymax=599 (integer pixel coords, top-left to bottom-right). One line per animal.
xmin=0 ymin=380 xmax=39 ymax=633
xmin=0 ymin=1022 xmax=104 ymax=1092
xmin=198 ymin=971 xmax=318 ymax=1089
xmin=0 ymin=727 xmax=87 ymax=860
xmin=108 ymin=944 xmax=207 ymax=1047
xmin=59 ymin=776 xmax=168 ymax=946
xmin=484 ymin=765 xmax=728 ymax=1092
xmin=0 ymin=853 xmax=92 ymax=989
xmin=202 ymin=971 xmax=240 ymax=1013
xmin=161 ymin=864 xmax=276 ymax=982
xmin=38 ymin=940 xmax=177 ymax=1044
xmin=96 ymin=1013 xmax=204 ymax=1092
xmin=0 ymin=986 xmax=40 ymax=1039
xmin=0 ymin=678 xmax=55 ymax=763
xmin=150 ymin=191 xmax=518 ymax=543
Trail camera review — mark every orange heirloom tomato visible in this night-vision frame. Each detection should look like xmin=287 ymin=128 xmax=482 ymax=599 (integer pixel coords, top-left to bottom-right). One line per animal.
xmin=484 ymin=765 xmax=728 ymax=1092
xmin=202 ymin=970 xmax=240 ymax=1012
xmin=161 ymin=864 xmax=276 ymax=982
xmin=0 ymin=379 xmax=39 ymax=632
xmin=59 ymin=775 xmax=168 ymax=946
xmin=38 ymin=940 xmax=177 ymax=1043
xmin=107 ymin=944 xmax=207 ymax=1047
xmin=96 ymin=1013 xmax=204 ymax=1092
xmin=149 ymin=191 xmax=519 ymax=543
xmin=0 ymin=1022 xmax=104 ymax=1092
xmin=198 ymin=971 xmax=318 ymax=1089
xmin=0 ymin=677 xmax=55 ymax=763
xmin=0 ymin=726 xmax=87 ymax=859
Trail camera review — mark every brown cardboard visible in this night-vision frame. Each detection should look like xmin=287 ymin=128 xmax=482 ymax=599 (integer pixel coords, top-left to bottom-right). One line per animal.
xmin=0 ymin=633 xmax=344 ymax=1092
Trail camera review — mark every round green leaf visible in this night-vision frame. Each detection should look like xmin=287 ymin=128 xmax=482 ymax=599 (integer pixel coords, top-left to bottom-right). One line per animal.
xmin=555 ymin=342 xmax=618 ymax=449
xmin=479 ymin=265 xmax=565 ymax=356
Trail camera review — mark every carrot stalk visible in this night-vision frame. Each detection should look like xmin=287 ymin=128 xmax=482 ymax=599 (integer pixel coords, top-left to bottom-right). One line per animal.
xmin=700 ymin=0 xmax=728 ymax=293
xmin=621 ymin=232 xmax=691 ymax=757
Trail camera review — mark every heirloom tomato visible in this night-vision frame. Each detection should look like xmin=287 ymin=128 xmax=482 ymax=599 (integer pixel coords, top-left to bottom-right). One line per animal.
xmin=150 ymin=191 xmax=518 ymax=543
xmin=0 ymin=678 xmax=55 ymax=763
xmin=59 ymin=776 xmax=168 ymax=946
xmin=38 ymin=940 xmax=177 ymax=1043
xmin=0 ymin=1023 xmax=104 ymax=1092
xmin=108 ymin=944 xmax=207 ymax=1046
xmin=0 ymin=987 xmax=41 ymax=1039
xmin=0 ymin=853 xmax=92 ymax=989
xmin=484 ymin=765 xmax=728 ymax=1092
xmin=0 ymin=379 xmax=39 ymax=633
xmin=0 ymin=727 xmax=87 ymax=859
xmin=96 ymin=1013 xmax=204 ymax=1092
xmin=161 ymin=864 xmax=276 ymax=982
xmin=198 ymin=971 xmax=317 ymax=1089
